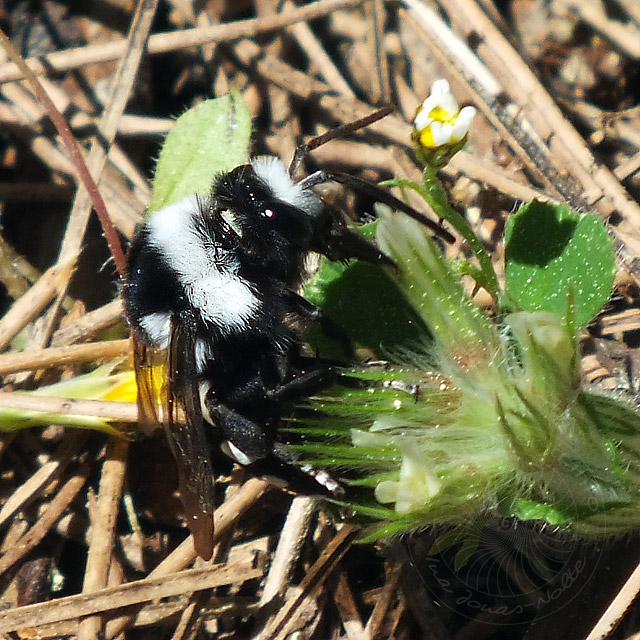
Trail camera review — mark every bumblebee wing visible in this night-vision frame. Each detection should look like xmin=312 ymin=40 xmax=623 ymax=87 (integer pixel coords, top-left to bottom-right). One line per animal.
xmin=133 ymin=339 xmax=168 ymax=433
xmin=167 ymin=314 xmax=215 ymax=560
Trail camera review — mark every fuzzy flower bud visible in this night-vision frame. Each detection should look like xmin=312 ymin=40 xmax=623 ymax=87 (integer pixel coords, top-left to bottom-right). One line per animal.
xmin=289 ymin=209 xmax=640 ymax=543
xmin=413 ymin=79 xmax=476 ymax=168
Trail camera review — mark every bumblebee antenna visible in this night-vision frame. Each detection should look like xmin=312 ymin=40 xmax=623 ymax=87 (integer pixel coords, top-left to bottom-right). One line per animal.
xmin=299 ymin=169 xmax=456 ymax=244
xmin=288 ymin=106 xmax=455 ymax=244
xmin=288 ymin=105 xmax=393 ymax=178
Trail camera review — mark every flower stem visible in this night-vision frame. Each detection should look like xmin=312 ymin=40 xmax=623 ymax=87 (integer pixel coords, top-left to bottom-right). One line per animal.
xmin=381 ymin=173 xmax=500 ymax=304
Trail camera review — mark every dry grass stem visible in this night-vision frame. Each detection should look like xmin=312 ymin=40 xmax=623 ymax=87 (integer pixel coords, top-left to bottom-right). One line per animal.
xmin=332 ymin=570 xmax=367 ymax=639
xmin=555 ymin=0 xmax=640 ymax=59
xmin=364 ymin=564 xmax=403 ymax=639
xmin=0 ymin=262 xmax=73 ymax=351
xmin=0 ymin=560 xmax=263 ymax=634
xmin=0 ymin=432 xmax=85 ymax=527
xmin=50 ymin=300 xmax=124 ymax=346
xmin=257 ymin=525 xmax=358 ymax=639
xmin=0 ymin=465 xmax=90 ymax=577
xmin=0 ymin=393 xmax=138 ymax=421
xmin=0 ymin=339 xmax=130 ymax=375
xmin=585 ymin=558 xmax=640 ymax=640
xmin=78 ymin=436 xmax=129 ymax=640
xmin=0 ymin=0 xmax=365 ymax=84
xmin=260 ymin=496 xmax=318 ymax=605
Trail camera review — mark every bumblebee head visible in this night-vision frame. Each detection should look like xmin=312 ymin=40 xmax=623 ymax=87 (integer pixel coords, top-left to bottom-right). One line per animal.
xmin=213 ymin=158 xmax=323 ymax=255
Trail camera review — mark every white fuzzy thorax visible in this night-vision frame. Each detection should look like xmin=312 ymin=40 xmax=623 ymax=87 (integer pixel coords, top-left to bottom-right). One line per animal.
xmin=146 ymin=196 xmax=261 ymax=349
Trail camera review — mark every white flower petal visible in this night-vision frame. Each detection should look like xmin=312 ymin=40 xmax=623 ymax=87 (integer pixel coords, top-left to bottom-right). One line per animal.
xmin=414 ymin=80 xmax=475 ymax=154
xmin=375 ymin=480 xmax=399 ymax=504
xmin=458 ymin=105 xmax=477 ymax=124
xmin=440 ymin=93 xmax=459 ymax=117
xmin=430 ymin=79 xmax=450 ymax=100
xmin=414 ymin=108 xmax=433 ymax=131
xmin=450 ymin=105 xmax=476 ymax=142
xmin=420 ymin=96 xmax=436 ymax=114
xmin=430 ymin=121 xmax=451 ymax=146
xmin=388 ymin=447 xmax=441 ymax=513
xmin=431 ymin=79 xmax=458 ymax=115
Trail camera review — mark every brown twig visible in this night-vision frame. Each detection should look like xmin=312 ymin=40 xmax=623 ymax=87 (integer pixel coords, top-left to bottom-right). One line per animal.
xmin=55 ymin=0 xmax=158 ymax=287
xmin=0 ymin=464 xmax=90 ymax=578
xmin=0 ymin=0 xmax=367 ymax=84
xmin=0 ymin=393 xmax=138 ymax=422
xmin=0 ymin=560 xmax=263 ymax=634
xmin=0 ymin=339 xmax=130 ymax=375
xmin=0 ymin=30 xmax=125 ymax=278
xmin=104 ymin=478 xmax=269 ymax=638
xmin=0 ymin=432 xmax=85 ymax=528
xmin=585 ymin=558 xmax=640 ymax=640
xmin=0 ymin=263 xmax=73 ymax=352
xmin=260 ymin=496 xmax=318 ymax=605
xmin=257 ymin=525 xmax=358 ymax=640
xmin=51 ymin=300 xmax=124 ymax=347
xmin=77 ymin=437 xmax=129 ymax=640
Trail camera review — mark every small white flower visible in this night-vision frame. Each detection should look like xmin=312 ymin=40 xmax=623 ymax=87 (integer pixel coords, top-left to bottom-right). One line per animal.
xmin=375 ymin=443 xmax=441 ymax=514
xmin=414 ymin=79 xmax=476 ymax=149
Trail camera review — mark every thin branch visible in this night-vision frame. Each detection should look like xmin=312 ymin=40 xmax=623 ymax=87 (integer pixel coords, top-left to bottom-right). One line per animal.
xmin=0 ymin=465 xmax=90 ymax=578
xmin=0 ymin=561 xmax=263 ymax=634
xmin=77 ymin=437 xmax=129 ymax=640
xmin=0 ymin=393 xmax=138 ymax=422
xmin=0 ymin=339 xmax=130 ymax=375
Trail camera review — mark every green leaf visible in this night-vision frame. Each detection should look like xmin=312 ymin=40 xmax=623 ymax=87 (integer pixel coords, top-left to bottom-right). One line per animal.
xmin=304 ymin=222 xmax=431 ymax=357
xmin=579 ymin=388 xmax=640 ymax=437
xmin=509 ymin=498 xmax=572 ymax=525
xmin=504 ymin=200 xmax=615 ymax=327
xmin=376 ymin=210 xmax=498 ymax=355
xmin=148 ymin=90 xmax=252 ymax=214
xmin=0 ymin=406 xmax=121 ymax=434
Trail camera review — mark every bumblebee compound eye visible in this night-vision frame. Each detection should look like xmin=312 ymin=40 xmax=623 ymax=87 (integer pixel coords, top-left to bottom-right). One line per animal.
xmin=261 ymin=201 xmax=314 ymax=248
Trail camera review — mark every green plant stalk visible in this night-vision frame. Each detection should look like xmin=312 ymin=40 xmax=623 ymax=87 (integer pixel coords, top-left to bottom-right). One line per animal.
xmin=377 ymin=208 xmax=498 ymax=366
xmin=381 ymin=171 xmax=500 ymax=303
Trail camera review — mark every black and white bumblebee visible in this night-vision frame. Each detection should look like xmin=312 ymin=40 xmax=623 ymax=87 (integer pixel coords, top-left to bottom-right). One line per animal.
xmin=123 ymin=108 xmax=452 ymax=559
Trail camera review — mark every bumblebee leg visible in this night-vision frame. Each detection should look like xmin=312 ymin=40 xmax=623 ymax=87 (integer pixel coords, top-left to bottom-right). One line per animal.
xmin=300 ymin=170 xmax=455 ymax=244
xmin=285 ymin=291 xmax=354 ymax=355
xmin=311 ymin=216 xmax=395 ymax=266
xmin=205 ymin=392 xmax=342 ymax=494
xmin=250 ymin=443 xmax=343 ymax=496
xmin=204 ymin=399 xmax=270 ymax=461
xmin=268 ymin=366 xmax=335 ymax=402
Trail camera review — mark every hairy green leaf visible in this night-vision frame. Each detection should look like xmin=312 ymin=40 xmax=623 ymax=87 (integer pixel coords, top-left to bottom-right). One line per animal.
xmin=505 ymin=200 xmax=615 ymax=326
xmin=149 ymin=91 xmax=251 ymax=214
